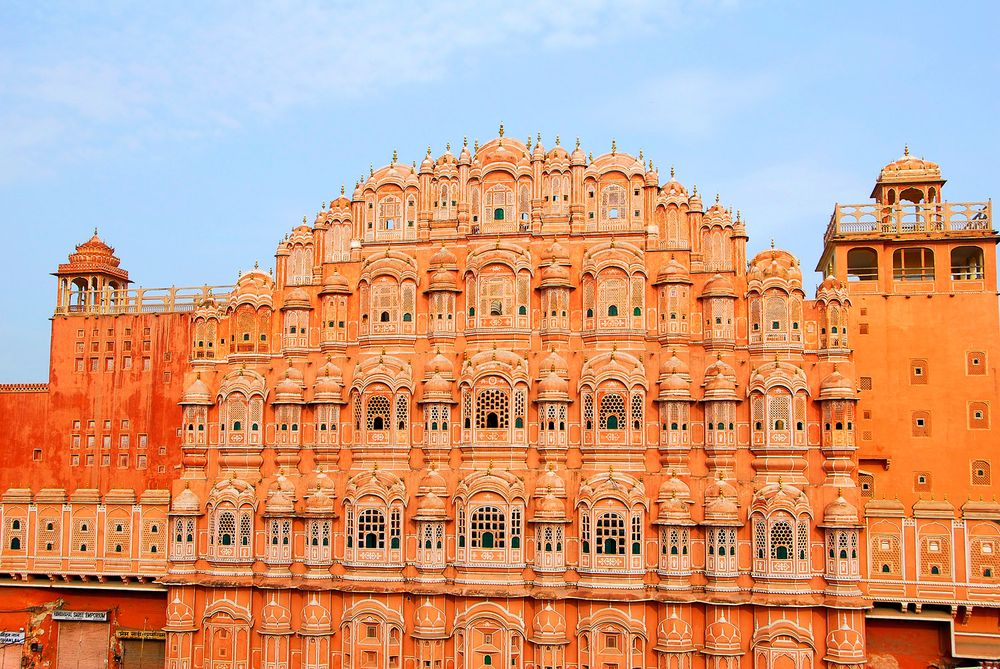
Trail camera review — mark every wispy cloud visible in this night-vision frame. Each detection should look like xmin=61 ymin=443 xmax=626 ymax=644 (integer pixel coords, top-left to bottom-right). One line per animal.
xmin=0 ymin=0 xmax=738 ymax=183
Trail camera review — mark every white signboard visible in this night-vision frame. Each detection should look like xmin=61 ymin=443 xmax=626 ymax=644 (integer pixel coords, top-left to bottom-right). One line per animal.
xmin=52 ymin=610 xmax=109 ymax=622
xmin=0 ymin=631 xmax=24 ymax=644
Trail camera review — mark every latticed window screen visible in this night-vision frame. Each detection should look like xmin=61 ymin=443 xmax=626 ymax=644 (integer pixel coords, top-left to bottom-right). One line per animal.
xmin=598 ymin=393 xmax=626 ymax=430
xmin=471 ymin=506 xmax=506 ymax=548
xmin=769 ymin=521 xmax=793 ymax=559
xmin=476 ymin=388 xmax=509 ymax=429
xmin=583 ymin=281 xmax=595 ymax=317
xmin=354 ymin=393 xmax=363 ymax=430
xmin=38 ymin=517 xmax=59 ymax=552
xmin=797 ymin=521 xmax=809 ymax=560
xmin=401 ymin=283 xmax=415 ymax=321
xmin=972 ymin=460 xmax=992 ymax=485
xmin=287 ymin=246 xmax=311 ymax=285
xmin=765 ymin=296 xmax=787 ymax=331
xmin=753 ymin=519 xmax=766 ymax=558
xmin=630 ymin=393 xmax=643 ymax=429
xmin=479 ymin=275 xmax=514 ymax=317
xmin=514 ymin=389 xmax=526 ymax=427
xmin=215 ymin=511 xmax=235 ymax=546
xmin=371 ymin=282 xmax=400 ymax=323
xmin=379 ymin=196 xmax=401 ymax=229
xmin=768 ymin=394 xmax=791 ymax=430
xmin=871 ymin=533 xmax=901 ymax=575
xmin=5 ymin=517 xmax=25 ymax=551
xmin=484 ymin=185 xmax=514 ymax=222
xmin=595 ymin=512 xmax=625 ymax=555
xmin=358 ymin=509 xmax=386 ymax=549
xmin=106 ymin=516 xmax=131 ymax=554
xmin=239 ymin=512 xmax=252 ymax=547
xmin=395 ymin=395 xmax=409 ymax=431
xmin=600 ymin=184 xmax=627 ymax=221
xmin=920 ymin=534 xmax=952 ymax=577
xmin=631 ymin=276 xmax=644 ymax=314
xmin=970 ymin=537 xmax=1000 ymax=580
xmin=141 ymin=519 xmax=162 ymax=555
xmin=71 ymin=518 xmax=95 ymax=553
xmin=597 ymin=275 xmax=626 ymax=317
xmin=366 ymin=396 xmax=391 ymax=431
xmin=390 ymin=508 xmax=401 ymax=547
xmin=511 ymin=508 xmax=522 ymax=546
xmin=581 ymin=512 xmax=591 ymax=548
xmin=583 ymin=393 xmax=594 ymax=430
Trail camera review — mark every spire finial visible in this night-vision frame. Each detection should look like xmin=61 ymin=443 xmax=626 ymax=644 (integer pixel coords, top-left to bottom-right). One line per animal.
xmin=463 ymin=136 xmax=468 ymax=147
xmin=93 ymin=226 xmax=99 ymax=236
xmin=904 ymin=144 xmax=909 ymax=156
xmin=770 ymin=238 xmax=775 ymax=249
xmin=369 ymin=163 xmax=374 ymax=177
xmin=692 ymin=183 xmax=698 ymax=194
xmin=555 ymin=134 xmax=560 ymax=146
xmin=639 ymin=148 xmax=643 ymax=161
xmin=474 ymin=138 xmax=479 ymax=152
xmin=498 ymin=121 xmax=504 ymax=138
xmin=715 ymin=192 xmax=720 ymax=204
xmin=392 ymin=148 xmax=397 ymax=164
xmin=446 ymin=142 xmax=451 ymax=152
xmin=526 ymin=135 xmax=532 ymax=150
xmin=341 ymin=184 xmax=345 ymax=196
xmin=588 ymin=151 xmax=593 ymax=163
xmin=426 ymin=145 xmax=432 ymax=156
xmin=670 ymin=165 xmax=675 ymax=178
xmin=537 ymin=132 xmax=541 ymax=144
xmin=575 ymin=136 xmax=580 ymax=150
xmin=611 ymin=138 xmax=617 ymax=154
xmin=321 ymin=201 xmax=326 ymax=210
xmin=302 ymin=215 xmax=307 ymax=224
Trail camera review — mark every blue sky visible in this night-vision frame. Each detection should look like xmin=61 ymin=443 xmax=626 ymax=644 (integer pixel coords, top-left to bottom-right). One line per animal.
xmin=1 ymin=1 xmax=997 ymax=381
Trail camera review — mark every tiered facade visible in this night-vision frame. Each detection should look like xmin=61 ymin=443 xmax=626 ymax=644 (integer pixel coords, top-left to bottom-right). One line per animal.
xmin=0 ymin=134 xmax=996 ymax=669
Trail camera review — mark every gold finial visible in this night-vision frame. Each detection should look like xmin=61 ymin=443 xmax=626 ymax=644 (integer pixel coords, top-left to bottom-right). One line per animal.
xmin=526 ymin=135 xmax=532 ymax=150
xmin=369 ymin=163 xmax=374 ymax=177
xmin=537 ymin=132 xmax=541 ymax=144
xmin=411 ymin=161 xmax=415 ymax=173
xmin=93 ymin=226 xmax=99 ymax=236
xmin=463 ymin=136 xmax=468 ymax=147
xmin=426 ymin=145 xmax=432 ymax=156
xmin=575 ymin=136 xmax=580 ymax=149
xmin=715 ymin=193 xmax=720 ymax=204
xmin=904 ymin=144 xmax=909 ymax=156
xmin=392 ymin=148 xmax=398 ymax=164
xmin=322 ymin=201 xmax=326 ymax=210
xmin=474 ymin=138 xmax=479 ymax=152
xmin=692 ymin=183 xmax=697 ymax=194
xmin=650 ymin=160 xmax=655 ymax=171
xmin=498 ymin=121 xmax=505 ymax=137
xmin=770 ymin=238 xmax=775 ymax=249
xmin=254 ymin=259 xmax=259 ymax=269
xmin=670 ymin=165 xmax=675 ymax=178
xmin=302 ymin=215 xmax=307 ymax=224
xmin=639 ymin=148 xmax=643 ymax=161
xmin=611 ymin=138 xmax=617 ymax=154
xmin=487 ymin=460 xmax=494 ymax=474
xmin=446 ymin=142 xmax=451 ymax=152
xmin=340 ymin=184 xmax=345 ymax=196
xmin=736 ymin=209 xmax=741 ymax=222
xmin=588 ymin=151 xmax=593 ymax=162
xmin=555 ymin=134 xmax=560 ymax=146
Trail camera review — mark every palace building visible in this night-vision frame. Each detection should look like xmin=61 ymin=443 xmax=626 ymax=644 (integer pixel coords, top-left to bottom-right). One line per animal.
xmin=0 ymin=133 xmax=996 ymax=669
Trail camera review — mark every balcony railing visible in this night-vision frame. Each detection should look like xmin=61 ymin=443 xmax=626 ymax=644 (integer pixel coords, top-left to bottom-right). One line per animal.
xmin=825 ymin=201 xmax=992 ymax=241
xmin=55 ymin=285 xmax=233 ymax=316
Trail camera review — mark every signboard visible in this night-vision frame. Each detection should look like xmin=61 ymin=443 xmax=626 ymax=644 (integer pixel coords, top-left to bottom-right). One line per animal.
xmin=116 ymin=630 xmax=165 ymax=641
xmin=0 ymin=631 xmax=24 ymax=644
xmin=52 ymin=610 xmax=108 ymax=622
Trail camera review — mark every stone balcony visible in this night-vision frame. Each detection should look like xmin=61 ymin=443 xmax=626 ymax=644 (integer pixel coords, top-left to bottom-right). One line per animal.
xmin=824 ymin=201 xmax=992 ymax=242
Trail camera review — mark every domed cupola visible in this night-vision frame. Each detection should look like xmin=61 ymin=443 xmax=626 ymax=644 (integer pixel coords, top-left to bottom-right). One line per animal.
xmin=655 ymin=612 xmax=694 ymax=652
xmin=273 ymin=364 xmax=305 ymax=404
xmin=413 ymin=599 xmax=448 ymax=639
xmin=181 ymin=373 xmax=213 ymax=405
xmin=530 ymin=603 xmax=568 ymax=645
xmin=702 ymin=355 xmax=739 ymax=401
xmin=653 ymin=255 xmax=692 ymax=287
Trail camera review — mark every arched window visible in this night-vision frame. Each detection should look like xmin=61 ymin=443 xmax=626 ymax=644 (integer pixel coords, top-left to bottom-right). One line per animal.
xmin=367 ymin=396 xmax=391 ymax=432
xmin=471 ymin=506 xmax=506 ymax=548
xmin=476 ymin=387 xmax=509 ymax=429
xmin=596 ymin=512 xmax=625 ymax=555
xmin=893 ymin=247 xmax=934 ymax=281
xmin=846 ymin=247 xmax=878 ymax=281
xmin=598 ymin=393 xmax=626 ymax=430
xmin=951 ymin=246 xmax=985 ymax=280
xmin=358 ymin=509 xmax=386 ymax=549
xmin=600 ymin=184 xmax=628 ymax=228
xmin=484 ymin=185 xmax=514 ymax=227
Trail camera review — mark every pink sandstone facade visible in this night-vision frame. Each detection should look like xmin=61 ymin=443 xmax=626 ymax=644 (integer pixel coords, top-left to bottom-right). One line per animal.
xmin=0 ymin=133 xmax=996 ymax=669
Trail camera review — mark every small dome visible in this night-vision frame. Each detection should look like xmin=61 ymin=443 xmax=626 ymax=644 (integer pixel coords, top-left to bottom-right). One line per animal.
xmin=704 ymin=615 xmax=740 ymax=652
xmin=171 ymin=487 xmax=200 ymax=514
xmin=428 ymin=268 xmax=458 ymax=292
xmin=282 ymin=287 xmax=311 ymax=310
xmin=877 ymin=146 xmax=941 ymax=185
xmin=420 ymin=150 xmax=435 ymax=172
xmin=656 ymin=614 xmax=694 ymax=651
xmin=541 ymin=262 xmax=571 ymax=284
xmin=181 ymin=374 xmax=212 ymax=405
xmin=414 ymin=599 xmax=447 ymax=638
xmin=703 ymin=356 xmax=738 ymax=398
xmin=426 ymin=350 xmax=454 ymax=377
xmin=417 ymin=490 xmax=446 ymax=514
xmin=538 ymin=349 xmax=569 ymax=378
xmin=657 ymin=473 xmax=691 ymax=502
xmin=538 ymin=491 xmax=565 ymax=516
xmin=419 ymin=465 xmax=448 ymax=495
xmin=430 ymin=244 xmax=458 ymax=268
xmin=704 ymin=492 xmax=740 ymax=525
xmin=536 ymin=465 xmax=566 ymax=494
xmin=656 ymin=494 xmax=692 ymax=524
xmin=701 ymin=273 xmax=737 ymax=297
xmin=261 ymin=599 xmax=291 ymax=629
xmin=819 ymin=367 xmax=856 ymax=400
xmin=166 ymin=596 xmax=195 ymax=627
xmin=826 ymin=623 xmax=865 ymax=660
xmin=531 ymin=603 xmax=567 ymax=643
xmin=537 ymin=368 xmax=569 ymax=400
xmin=320 ymin=269 xmax=351 ymax=295
xmin=659 ymin=351 xmax=689 ymax=377
xmin=274 ymin=367 xmax=305 ymax=403
xmin=57 ymin=230 xmax=129 ymax=282
xmin=823 ymin=496 xmax=859 ymax=526
xmin=301 ymin=597 xmax=332 ymax=631
xmin=422 ymin=371 xmax=454 ymax=403
xmin=653 ymin=256 xmax=691 ymax=285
